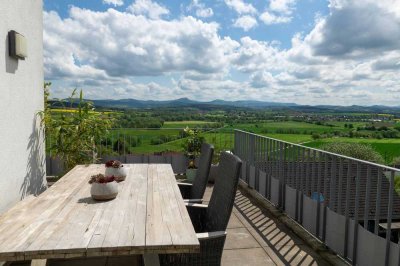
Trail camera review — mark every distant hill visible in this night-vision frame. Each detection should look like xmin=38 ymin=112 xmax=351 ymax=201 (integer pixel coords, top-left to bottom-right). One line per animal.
xmin=87 ymin=98 xmax=299 ymax=109
xmin=49 ymin=97 xmax=400 ymax=113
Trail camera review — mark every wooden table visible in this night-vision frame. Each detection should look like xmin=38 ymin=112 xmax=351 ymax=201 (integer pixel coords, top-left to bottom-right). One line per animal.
xmin=0 ymin=164 xmax=200 ymax=263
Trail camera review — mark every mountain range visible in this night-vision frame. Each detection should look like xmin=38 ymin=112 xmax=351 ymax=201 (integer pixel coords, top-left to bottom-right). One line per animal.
xmin=51 ymin=97 xmax=400 ymax=113
xmin=89 ymin=97 xmax=298 ymax=109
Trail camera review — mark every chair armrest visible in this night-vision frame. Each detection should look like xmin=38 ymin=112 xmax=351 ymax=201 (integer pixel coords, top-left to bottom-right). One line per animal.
xmin=177 ymin=182 xmax=193 ymax=186
xmin=183 ymin=199 xmax=203 ymax=204
xmin=185 ymin=203 xmax=208 ymax=208
xmin=178 ymin=183 xmax=192 ymax=199
xmin=196 ymin=231 xmax=226 ymax=240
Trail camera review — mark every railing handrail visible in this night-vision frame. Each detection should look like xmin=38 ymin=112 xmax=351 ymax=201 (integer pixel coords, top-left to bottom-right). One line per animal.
xmin=108 ymin=127 xmax=227 ymax=130
xmin=234 ymin=129 xmax=400 ymax=172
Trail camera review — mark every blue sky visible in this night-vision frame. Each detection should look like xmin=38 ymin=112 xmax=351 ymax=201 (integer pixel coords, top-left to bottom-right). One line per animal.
xmin=44 ymin=0 xmax=328 ymax=48
xmin=43 ymin=0 xmax=400 ymax=105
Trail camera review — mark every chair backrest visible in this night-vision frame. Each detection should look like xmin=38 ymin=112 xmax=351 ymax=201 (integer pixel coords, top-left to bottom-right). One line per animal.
xmin=191 ymin=143 xmax=214 ymax=199
xmin=205 ymin=152 xmax=242 ymax=232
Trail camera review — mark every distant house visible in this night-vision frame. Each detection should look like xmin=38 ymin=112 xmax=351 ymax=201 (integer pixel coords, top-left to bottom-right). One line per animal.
xmin=0 ymin=0 xmax=46 ymax=213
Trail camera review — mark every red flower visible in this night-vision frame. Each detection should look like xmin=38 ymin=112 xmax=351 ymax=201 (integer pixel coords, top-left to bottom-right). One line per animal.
xmin=105 ymin=160 xmax=122 ymax=168
xmin=89 ymin=174 xmax=115 ymax=184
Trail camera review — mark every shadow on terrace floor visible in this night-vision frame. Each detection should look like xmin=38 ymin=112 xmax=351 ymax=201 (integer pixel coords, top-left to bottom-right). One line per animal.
xmin=203 ymin=185 xmax=331 ymax=266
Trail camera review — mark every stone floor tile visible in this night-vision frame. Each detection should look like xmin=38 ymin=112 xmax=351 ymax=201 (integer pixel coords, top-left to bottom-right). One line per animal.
xmin=222 ymin=248 xmax=276 ymax=266
xmin=224 ymin=228 xmax=262 ymax=250
xmin=263 ymin=245 xmax=330 ymax=266
xmin=227 ymin=213 xmax=245 ymax=229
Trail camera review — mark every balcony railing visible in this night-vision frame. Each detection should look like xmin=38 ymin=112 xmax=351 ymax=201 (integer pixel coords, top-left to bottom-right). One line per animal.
xmin=234 ymin=129 xmax=400 ymax=265
xmin=46 ymin=127 xmax=234 ymax=176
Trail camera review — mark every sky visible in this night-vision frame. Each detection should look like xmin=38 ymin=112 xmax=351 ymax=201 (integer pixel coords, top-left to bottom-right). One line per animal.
xmin=43 ymin=0 xmax=400 ymax=106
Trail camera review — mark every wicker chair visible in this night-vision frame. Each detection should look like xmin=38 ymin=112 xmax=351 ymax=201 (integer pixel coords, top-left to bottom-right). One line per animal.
xmin=160 ymin=151 xmax=242 ymax=266
xmin=178 ymin=143 xmax=214 ymax=203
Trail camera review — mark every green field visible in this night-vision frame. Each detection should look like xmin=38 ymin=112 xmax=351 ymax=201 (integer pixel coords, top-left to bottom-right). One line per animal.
xmin=46 ymin=113 xmax=400 ymax=167
xmin=162 ymin=121 xmax=216 ymax=128
xmin=96 ymin=121 xmax=400 ymax=165
xmin=304 ymin=138 xmax=400 ymax=164
xmin=226 ymin=121 xmax=350 ymax=134
xmin=98 ymin=128 xmax=233 ymax=157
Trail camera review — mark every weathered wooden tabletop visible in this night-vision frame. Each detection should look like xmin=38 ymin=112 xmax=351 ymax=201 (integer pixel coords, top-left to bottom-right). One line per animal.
xmin=0 ymin=164 xmax=200 ymax=261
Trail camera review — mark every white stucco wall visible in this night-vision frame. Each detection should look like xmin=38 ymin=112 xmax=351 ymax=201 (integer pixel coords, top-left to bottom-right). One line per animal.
xmin=0 ymin=0 xmax=46 ymax=213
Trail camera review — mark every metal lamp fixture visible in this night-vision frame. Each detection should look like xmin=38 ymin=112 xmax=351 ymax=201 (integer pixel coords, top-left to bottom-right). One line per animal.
xmin=8 ymin=30 xmax=27 ymax=60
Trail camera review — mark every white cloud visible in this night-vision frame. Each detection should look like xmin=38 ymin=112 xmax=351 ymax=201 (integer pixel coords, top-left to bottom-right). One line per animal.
xmin=233 ymin=15 xmax=258 ymax=31
xmin=269 ymin=0 xmax=297 ymax=15
xmin=196 ymin=8 xmax=214 ymax=18
xmin=44 ymin=7 xmax=238 ymax=81
xmin=260 ymin=0 xmax=297 ymax=25
xmin=250 ymin=71 xmax=275 ymax=88
xmin=224 ymin=0 xmax=257 ymax=15
xmin=187 ymin=0 xmax=214 ymax=18
xmin=305 ymin=0 xmax=400 ymax=57
xmin=127 ymin=0 xmax=169 ymax=19
xmin=260 ymin=11 xmax=291 ymax=25
xmin=103 ymin=0 xmax=124 ymax=6
xmin=232 ymin=37 xmax=284 ymax=73
xmin=43 ymin=1 xmax=400 ymax=105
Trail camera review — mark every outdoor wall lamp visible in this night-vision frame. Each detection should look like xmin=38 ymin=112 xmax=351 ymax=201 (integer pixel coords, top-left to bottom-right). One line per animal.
xmin=8 ymin=30 xmax=27 ymax=60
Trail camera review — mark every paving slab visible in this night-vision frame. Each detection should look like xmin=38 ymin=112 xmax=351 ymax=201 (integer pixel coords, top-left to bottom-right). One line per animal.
xmin=227 ymin=213 xmax=245 ymax=229
xmin=222 ymin=248 xmax=276 ymax=266
xmin=205 ymin=185 xmax=335 ymax=266
xmin=263 ymin=245 xmax=331 ymax=266
xmin=224 ymin=228 xmax=262 ymax=250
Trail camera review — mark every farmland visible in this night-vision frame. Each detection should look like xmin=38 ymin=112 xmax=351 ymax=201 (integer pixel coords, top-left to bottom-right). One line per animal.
xmin=162 ymin=121 xmax=217 ymax=128
xmin=304 ymin=138 xmax=400 ymax=164
xmin=46 ymin=106 xmax=400 ymax=167
xmin=90 ymin=120 xmax=400 ymax=166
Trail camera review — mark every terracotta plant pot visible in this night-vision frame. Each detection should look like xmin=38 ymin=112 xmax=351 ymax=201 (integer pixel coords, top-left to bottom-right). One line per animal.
xmin=90 ymin=181 xmax=118 ymax=200
xmin=105 ymin=167 xmax=128 ymax=182
xmin=186 ymin=168 xmax=197 ymax=182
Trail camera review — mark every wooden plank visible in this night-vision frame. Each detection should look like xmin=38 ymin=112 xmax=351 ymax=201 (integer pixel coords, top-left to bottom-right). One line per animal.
xmin=23 ymin=165 xmax=102 ymax=258
xmin=0 ymin=163 xmax=199 ymax=261
xmin=145 ymin=165 xmax=173 ymax=250
xmin=158 ymin=165 xmax=199 ymax=251
xmin=87 ymin=164 xmax=148 ymax=255
xmin=157 ymin=164 xmax=189 ymax=248
xmin=0 ymin=166 xmax=91 ymax=259
xmin=102 ymin=165 xmax=138 ymax=251
xmin=116 ymin=165 xmax=145 ymax=249
xmin=0 ymin=165 xmax=82 ymax=226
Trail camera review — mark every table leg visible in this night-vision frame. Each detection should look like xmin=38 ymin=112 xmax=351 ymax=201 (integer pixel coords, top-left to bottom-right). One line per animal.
xmin=143 ymin=254 xmax=160 ymax=266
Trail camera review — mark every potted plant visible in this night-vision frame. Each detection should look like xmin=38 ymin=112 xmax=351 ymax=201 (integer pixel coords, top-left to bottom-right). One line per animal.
xmin=105 ymin=160 xmax=127 ymax=182
xmin=182 ymin=127 xmax=204 ymax=182
xmin=89 ymin=174 xmax=118 ymax=200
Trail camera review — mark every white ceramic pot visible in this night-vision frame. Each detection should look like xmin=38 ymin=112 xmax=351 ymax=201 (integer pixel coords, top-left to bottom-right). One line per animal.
xmin=90 ymin=182 xmax=118 ymax=201
xmin=105 ymin=167 xmax=128 ymax=181
xmin=186 ymin=168 xmax=197 ymax=183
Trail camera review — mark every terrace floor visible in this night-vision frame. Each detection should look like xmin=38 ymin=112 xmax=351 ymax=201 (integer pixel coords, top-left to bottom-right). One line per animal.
xmin=202 ymin=185 xmax=332 ymax=266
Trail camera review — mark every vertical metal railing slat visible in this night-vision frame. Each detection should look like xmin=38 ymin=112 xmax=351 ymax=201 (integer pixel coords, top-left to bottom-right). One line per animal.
xmin=231 ymin=130 xmax=400 ymax=265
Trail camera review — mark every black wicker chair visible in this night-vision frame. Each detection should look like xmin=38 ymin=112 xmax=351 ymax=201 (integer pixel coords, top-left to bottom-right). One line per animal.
xmin=178 ymin=143 xmax=214 ymax=203
xmin=160 ymin=151 xmax=242 ymax=266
